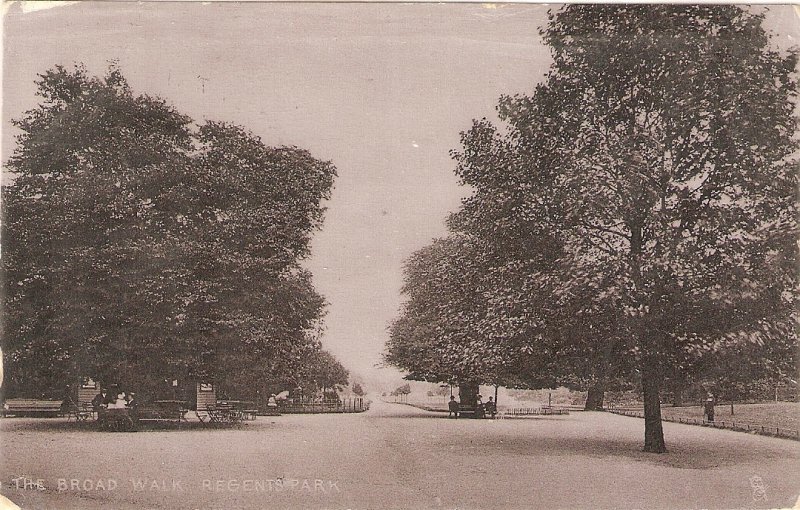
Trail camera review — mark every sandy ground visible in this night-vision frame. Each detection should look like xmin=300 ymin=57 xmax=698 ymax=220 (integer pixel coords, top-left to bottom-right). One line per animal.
xmin=1 ymin=401 xmax=799 ymax=510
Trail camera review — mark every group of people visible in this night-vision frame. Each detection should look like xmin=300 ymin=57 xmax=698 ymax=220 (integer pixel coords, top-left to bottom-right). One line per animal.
xmin=91 ymin=387 xmax=138 ymax=412
xmin=447 ymin=394 xmax=497 ymax=419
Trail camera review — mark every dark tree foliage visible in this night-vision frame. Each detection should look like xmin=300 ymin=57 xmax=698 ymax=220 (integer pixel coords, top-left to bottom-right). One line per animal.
xmin=389 ymin=6 xmax=797 ymax=453
xmin=2 ymin=65 xmax=340 ymax=397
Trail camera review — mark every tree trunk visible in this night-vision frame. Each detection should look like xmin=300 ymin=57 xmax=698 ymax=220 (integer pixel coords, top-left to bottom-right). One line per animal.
xmin=458 ymin=382 xmax=479 ymax=416
xmin=642 ymin=366 xmax=666 ymax=453
xmin=671 ymin=388 xmax=683 ymax=407
xmin=584 ymin=384 xmax=605 ymax=411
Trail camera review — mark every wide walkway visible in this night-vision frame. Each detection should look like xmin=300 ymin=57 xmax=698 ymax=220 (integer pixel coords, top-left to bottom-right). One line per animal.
xmin=2 ymin=400 xmax=799 ymax=509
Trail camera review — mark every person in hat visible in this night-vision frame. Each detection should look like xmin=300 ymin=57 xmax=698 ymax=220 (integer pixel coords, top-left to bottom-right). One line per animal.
xmin=91 ymin=388 xmax=109 ymax=411
xmin=485 ymin=396 xmax=497 ymax=419
xmin=125 ymin=392 xmax=139 ymax=420
xmin=448 ymin=395 xmax=460 ymax=419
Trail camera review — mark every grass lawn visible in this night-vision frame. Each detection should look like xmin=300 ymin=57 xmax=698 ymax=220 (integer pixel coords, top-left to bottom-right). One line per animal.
xmin=657 ymin=402 xmax=800 ymax=432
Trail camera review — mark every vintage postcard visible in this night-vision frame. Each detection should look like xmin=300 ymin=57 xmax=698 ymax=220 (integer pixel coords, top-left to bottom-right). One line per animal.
xmin=1 ymin=2 xmax=799 ymax=509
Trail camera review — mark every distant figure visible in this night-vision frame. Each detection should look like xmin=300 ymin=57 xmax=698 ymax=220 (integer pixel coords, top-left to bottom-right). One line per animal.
xmin=703 ymin=395 xmax=715 ymax=422
xmin=267 ymin=394 xmax=278 ymax=408
xmin=448 ymin=396 xmax=460 ymax=419
xmin=126 ymin=392 xmax=139 ymax=419
xmin=476 ymin=394 xmax=485 ymax=419
xmin=92 ymin=388 xmax=109 ymax=411
xmin=485 ymin=396 xmax=496 ymax=419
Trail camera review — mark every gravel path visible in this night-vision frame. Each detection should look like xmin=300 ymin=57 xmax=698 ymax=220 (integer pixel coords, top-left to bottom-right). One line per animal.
xmin=2 ymin=400 xmax=798 ymax=509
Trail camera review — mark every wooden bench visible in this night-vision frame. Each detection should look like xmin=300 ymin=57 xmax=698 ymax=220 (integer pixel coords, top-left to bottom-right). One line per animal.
xmin=2 ymin=399 xmax=63 ymax=417
xmin=458 ymin=404 xmax=477 ymax=418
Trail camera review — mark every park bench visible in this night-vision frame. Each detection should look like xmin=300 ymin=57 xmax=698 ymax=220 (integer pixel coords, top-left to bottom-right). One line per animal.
xmin=2 ymin=399 xmax=63 ymax=417
xmin=458 ymin=404 xmax=477 ymax=418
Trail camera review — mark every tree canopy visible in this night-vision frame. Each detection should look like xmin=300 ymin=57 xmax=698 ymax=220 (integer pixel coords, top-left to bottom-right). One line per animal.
xmin=387 ymin=5 xmax=797 ymax=452
xmin=2 ymin=65 xmax=341 ymax=398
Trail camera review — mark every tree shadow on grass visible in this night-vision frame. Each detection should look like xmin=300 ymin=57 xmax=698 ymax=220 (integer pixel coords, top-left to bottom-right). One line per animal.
xmin=449 ymin=428 xmax=800 ymax=470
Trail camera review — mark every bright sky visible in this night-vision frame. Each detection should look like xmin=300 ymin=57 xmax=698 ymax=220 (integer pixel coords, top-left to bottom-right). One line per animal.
xmin=3 ymin=2 xmax=797 ymax=392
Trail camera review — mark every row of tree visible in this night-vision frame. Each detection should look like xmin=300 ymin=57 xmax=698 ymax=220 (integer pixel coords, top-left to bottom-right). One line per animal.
xmin=387 ymin=5 xmax=798 ymax=452
xmin=2 ymin=65 xmax=347 ymax=400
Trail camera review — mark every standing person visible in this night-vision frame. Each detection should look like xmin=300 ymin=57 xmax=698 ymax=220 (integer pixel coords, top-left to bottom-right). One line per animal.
xmin=703 ymin=395 xmax=715 ymax=422
xmin=476 ymin=394 xmax=485 ymax=419
xmin=448 ymin=395 xmax=460 ymax=419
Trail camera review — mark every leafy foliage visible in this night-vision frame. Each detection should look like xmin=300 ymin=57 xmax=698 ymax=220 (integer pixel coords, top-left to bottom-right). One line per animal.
xmin=388 ymin=6 xmax=797 ymax=452
xmin=2 ymin=65 xmax=340 ymax=397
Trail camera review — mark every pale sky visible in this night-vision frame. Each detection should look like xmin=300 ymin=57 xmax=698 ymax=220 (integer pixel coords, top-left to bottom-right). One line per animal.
xmin=3 ymin=2 xmax=797 ymax=391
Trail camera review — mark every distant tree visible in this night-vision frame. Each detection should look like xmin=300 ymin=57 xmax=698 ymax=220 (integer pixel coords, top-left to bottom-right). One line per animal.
xmin=2 ymin=65 xmax=340 ymax=397
xmin=292 ymin=349 xmax=349 ymax=393
xmin=352 ymin=382 xmax=366 ymax=397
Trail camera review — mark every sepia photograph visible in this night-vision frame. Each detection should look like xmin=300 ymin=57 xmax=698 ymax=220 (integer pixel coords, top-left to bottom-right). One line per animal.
xmin=1 ymin=2 xmax=799 ymax=509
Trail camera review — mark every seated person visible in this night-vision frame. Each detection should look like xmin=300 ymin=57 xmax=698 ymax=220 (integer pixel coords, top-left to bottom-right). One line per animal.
xmin=448 ymin=396 xmax=460 ymax=418
xmin=125 ymin=392 xmax=139 ymax=419
xmin=91 ymin=389 xmax=109 ymax=410
xmin=485 ymin=396 xmax=497 ymax=418
xmin=125 ymin=392 xmax=137 ymax=407
xmin=111 ymin=392 xmax=127 ymax=409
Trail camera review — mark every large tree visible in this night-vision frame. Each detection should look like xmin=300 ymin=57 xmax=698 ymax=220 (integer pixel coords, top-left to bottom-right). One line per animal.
xmin=389 ymin=5 xmax=797 ymax=453
xmin=456 ymin=5 xmax=797 ymax=452
xmin=2 ymin=65 xmax=339 ymax=397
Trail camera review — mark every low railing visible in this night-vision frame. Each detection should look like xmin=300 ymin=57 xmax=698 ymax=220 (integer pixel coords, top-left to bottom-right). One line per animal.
xmin=279 ymin=398 xmax=369 ymax=414
xmin=607 ymin=408 xmax=800 ymax=441
xmin=505 ymin=407 xmax=571 ymax=416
